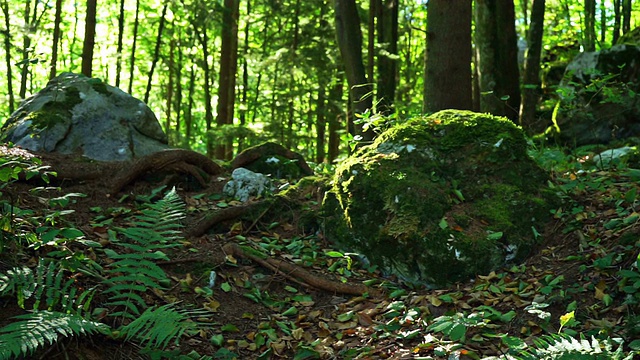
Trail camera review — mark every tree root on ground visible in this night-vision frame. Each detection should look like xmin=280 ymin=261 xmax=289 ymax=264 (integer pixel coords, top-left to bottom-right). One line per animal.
xmin=186 ymin=201 xmax=270 ymax=238
xmin=222 ymin=242 xmax=382 ymax=297
xmin=110 ymin=149 xmax=224 ymax=194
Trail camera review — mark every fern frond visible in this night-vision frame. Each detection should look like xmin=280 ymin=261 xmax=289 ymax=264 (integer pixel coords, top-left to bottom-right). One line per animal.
xmin=103 ymin=188 xmax=185 ymax=320
xmin=0 ymin=311 xmax=110 ymax=360
xmin=519 ymin=333 xmax=633 ymax=360
xmin=0 ymin=260 xmax=95 ymax=314
xmin=118 ymin=304 xmax=210 ymax=350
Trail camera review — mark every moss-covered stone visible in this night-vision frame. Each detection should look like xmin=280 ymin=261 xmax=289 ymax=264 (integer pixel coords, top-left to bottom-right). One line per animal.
xmin=323 ymin=110 xmax=559 ymax=286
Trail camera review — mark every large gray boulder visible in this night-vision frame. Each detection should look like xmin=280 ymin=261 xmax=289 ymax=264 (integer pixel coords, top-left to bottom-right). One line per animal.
xmin=323 ymin=110 xmax=559 ymax=286
xmin=0 ymin=72 xmax=169 ymax=161
xmin=551 ymin=44 xmax=640 ymax=145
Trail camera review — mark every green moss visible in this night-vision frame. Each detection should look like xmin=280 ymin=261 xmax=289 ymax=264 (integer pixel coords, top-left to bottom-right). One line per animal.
xmin=87 ymin=78 xmax=111 ymax=96
xmin=323 ymin=110 xmax=559 ymax=286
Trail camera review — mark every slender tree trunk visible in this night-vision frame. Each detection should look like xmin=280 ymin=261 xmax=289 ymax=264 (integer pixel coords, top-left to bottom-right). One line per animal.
xmin=238 ymin=0 xmax=250 ymax=152
xmin=196 ymin=27 xmax=214 ymax=156
xmin=165 ymin=38 xmax=175 ymax=144
xmin=316 ymin=83 xmax=327 ymax=163
xmin=613 ymin=0 xmax=621 ymax=43
xmin=20 ymin=0 xmax=33 ymax=99
xmin=376 ymin=0 xmax=398 ymax=115
xmin=328 ymin=74 xmax=344 ymax=162
xmin=474 ymin=0 xmax=521 ymax=121
xmin=128 ymin=0 xmax=140 ymax=94
xmin=599 ymin=1 xmax=606 ymax=44
xmin=115 ymin=0 xmax=125 ymax=87
xmin=49 ymin=0 xmax=62 ymax=79
xmin=584 ymin=0 xmax=596 ymax=51
xmin=285 ymin=0 xmax=301 ymax=149
xmin=334 ymin=0 xmax=374 ymax=142
xmin=1 ymin=0 xmax=14 ymax=113
xmin=144 ymin=2 xmax=168 ymax=104
xmin=186 ymin=64 xmax=196 ymax=144
xmin=81 ymin=0 xmax=97 ymax=77
xmin=215 ymin=0 xmax=240 ymax=159
xmin=519 ymin=0 xmax=545 ymax=131
xmin=367 ymin=0 xmax=375 ymax=83
xmin=423 ymin=0 xmax=472 ymax=112
xmin=521 ymin=0 xmax=529 ymax=31
xmin=622 ymin=0 xmax=631 ymax=34
xmin=175 ymin=31 xmax=183 ymax=145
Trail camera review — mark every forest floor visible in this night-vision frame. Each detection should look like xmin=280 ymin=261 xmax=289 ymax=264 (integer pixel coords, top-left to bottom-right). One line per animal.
xmin=1 ymin=147 xmax=640 ymax=359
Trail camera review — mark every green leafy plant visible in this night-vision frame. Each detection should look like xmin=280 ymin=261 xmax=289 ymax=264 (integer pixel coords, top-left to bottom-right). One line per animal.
xmin=102 ymin=187 xmax=185 ymax=320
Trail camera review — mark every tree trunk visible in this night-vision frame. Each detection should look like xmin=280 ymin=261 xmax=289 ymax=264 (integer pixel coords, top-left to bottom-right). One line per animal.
xmin=238 ymin=0 xmax=251 ymax=152
xmin=584 ymin=0 xmax=596 ymax=51
xmin=423 ymin=0 xmax=472 ymax=113
xmin=367 ymin=0 xmax=375 ymax=83
xmin=474 ymin=0 xmax=521 ymax=121
xmin=195 ymin=27 xmax=214 ymax=157
xmin=622 ymin=0 xmax=631 ymax=34
xmin=81 ymin=0 xmax=97 ymax=77
xmin=519 ymin=0 xmax=545 ymax=131
xmin=49 ymin=0 xmax=62 ymax=79
xmin=115 ymin=0 xmax=125 ymax=87
xmin=1 ymin=0 xmax=14 ymax=113
xmin=144 ymin=2 xmax=169 ymax=104
xmin=600 ymin=1 xmax=606 ymax=44
xmin=334 ymin=0 xmax=375 ymax=142
xmin=215 ymin=0 xmax=240 ymax=160
xmin=175 ymin=31 xmax=183 ymax=146
xmin=186 ymin=64 xmax=196 ymax=144
xmin=613 ymin=0 xmax=621 ymax=44
xmin=128 ymin=0 xmax=140 ymax=94
xmin=376 ymin=0 xmax=398 ymax=115
xmin=165 ymin=37 xmax=175 ymax=144
xmin=328 ymin=75 xmax=344 ymax=162
xmin=20 ymin=0 xmax=34 ymax=98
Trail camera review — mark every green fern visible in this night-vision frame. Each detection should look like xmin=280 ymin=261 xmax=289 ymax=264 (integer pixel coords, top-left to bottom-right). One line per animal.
xmin=0 ymin=311 xmax=110 ymax=360
xmin=103 ymin=188 xmax=185 ymax=319
xmin=118 ymin=304 xmax=211 ymax=350
xmin=518 ymin=333 xmax=633 ymax=360
xmin=0 ymin=259 xmax=95 ymax=313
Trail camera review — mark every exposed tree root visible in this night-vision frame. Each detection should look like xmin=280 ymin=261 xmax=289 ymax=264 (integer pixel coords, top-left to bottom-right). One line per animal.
xmin=222 ymin=242 xmax=382 ymax=297
xmin=186 ymin=201 xmax=270 ymax=238
xmin=110 ymin=149 xmax=224 ymax=194
xmin=231 ymin=142 xmax=314 ymax=176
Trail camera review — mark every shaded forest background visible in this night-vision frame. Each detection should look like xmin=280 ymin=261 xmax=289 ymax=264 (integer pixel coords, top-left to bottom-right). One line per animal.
xmin=1 ymin=0 xmax=639 ymax=162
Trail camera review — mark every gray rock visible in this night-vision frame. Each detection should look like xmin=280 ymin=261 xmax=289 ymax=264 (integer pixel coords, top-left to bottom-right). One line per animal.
xmin=0 ymin=72 xmax=169 ymax=161
xmin=223 ymin=168 xmax=274 ymax=202
xmin=552 ymin=45 xmax=640 ymax=145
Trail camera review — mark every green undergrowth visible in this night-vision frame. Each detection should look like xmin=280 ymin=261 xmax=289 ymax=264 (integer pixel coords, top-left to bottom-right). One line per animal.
xmin=1 ymin=142 xmax=640 ymax=359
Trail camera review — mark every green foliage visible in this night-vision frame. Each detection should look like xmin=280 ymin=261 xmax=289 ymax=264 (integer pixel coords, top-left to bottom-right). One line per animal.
xmin=0 ymin=311 xmax=110 ymax=360
xmin=118 ymin=304 xmax=210 ymax=350
xmin=517 ymin=333 xmax=632 ymax=360
xmin=103 ymin=188 xmax=185 ymax=319
xmin=0 ymin=259 xmax=95 ymax=313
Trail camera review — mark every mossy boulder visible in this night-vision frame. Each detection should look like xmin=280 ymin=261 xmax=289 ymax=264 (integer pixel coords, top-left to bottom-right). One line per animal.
xmin=0 ymin=72 xmax=168 ymax=161
xmin=323 ymin=110 xmax=559 ymax=286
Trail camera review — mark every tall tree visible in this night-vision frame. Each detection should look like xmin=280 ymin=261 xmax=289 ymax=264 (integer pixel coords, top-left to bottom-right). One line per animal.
xmin=128 ymin=0 xmax=140 ymax=94
xmin=115 ymin=0 xmax=125 ymax=87
xmin=519 ymin=0 xmax=545 ymax=130
xmin=474 ymin=0 xmax=521 ymax=121
xmin=376 ymin=0 xmax=398 ymax=115
xmin=81 ymin=0 xmax=97 ymax=77
xmin=49 ymin=0 xmax=63 ymax=79
xmin=622 ymin=0 xmax=632 ymax=34
xmin=584 ymin=0 xmax=596 ymax=51
xmin=215 ymin=0 xmax=240 ymax=159
xmin=334 ymin=0 xmax=375 ymax=142
xmin=423 ymin=0 xmax=472 ymax=113
xmin=144 ymin=2 xmax=169 ymax=104
xmin=613 ymin=0 xmax=622 ymax=43
xmin=1 ymin=0 xmax=14 ymax=113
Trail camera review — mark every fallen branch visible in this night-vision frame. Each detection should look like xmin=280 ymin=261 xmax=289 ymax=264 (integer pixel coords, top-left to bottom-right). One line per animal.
xmin=222 ymin=242 xmax=382 ymax=297
xmin=186 ymin=201 xmax=270 ymax=238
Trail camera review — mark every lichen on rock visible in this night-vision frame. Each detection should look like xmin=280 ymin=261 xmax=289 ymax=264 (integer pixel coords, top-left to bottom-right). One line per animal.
xmin=323 ymin=110 xmax=559 ymax=286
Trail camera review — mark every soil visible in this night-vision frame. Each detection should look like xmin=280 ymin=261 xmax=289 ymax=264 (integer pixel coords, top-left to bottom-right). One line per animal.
xmin=1 ymin=146 xmax=639 ymax=359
